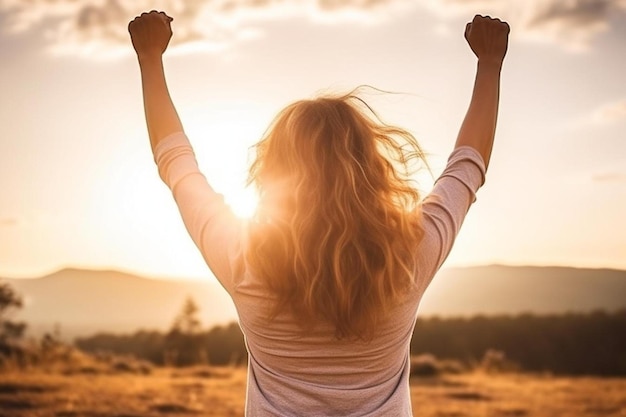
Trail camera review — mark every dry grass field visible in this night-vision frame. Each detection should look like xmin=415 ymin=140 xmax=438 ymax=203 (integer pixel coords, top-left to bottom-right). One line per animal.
xmin=0 ymin=367 xmax=625 ymax=417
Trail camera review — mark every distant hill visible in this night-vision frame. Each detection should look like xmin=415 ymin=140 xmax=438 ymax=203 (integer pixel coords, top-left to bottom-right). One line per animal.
xmin=3 ymin=268 xmax=236 ymax=340
xmin=419 ymin=265 xmax=626 ymax=316
xmin=2 ymin=265 xmax=625 ymax=339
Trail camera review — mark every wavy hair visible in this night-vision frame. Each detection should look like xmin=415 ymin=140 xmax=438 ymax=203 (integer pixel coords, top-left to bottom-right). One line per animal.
xmin=246 ymin=89 xmax=428 ymax=340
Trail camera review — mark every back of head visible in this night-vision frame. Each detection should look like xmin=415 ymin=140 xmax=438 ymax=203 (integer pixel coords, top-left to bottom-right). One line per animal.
xmin=246 ymin=90 xmax=427 ymax=340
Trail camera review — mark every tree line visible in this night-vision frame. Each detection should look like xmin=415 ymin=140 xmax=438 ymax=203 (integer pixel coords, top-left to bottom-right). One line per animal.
xmin=2 ymin=280 xmax=625 ymax=375
xmin=75 ymin=299 xmax=626 ymax=376
xmin=76 ymin=298 xmax=247 ymax=367
xmin=410 ymin=310 xmax=626 ymax=376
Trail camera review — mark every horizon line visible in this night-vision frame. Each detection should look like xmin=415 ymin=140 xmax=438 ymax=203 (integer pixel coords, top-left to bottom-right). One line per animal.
xmin=2 ymin=262 xmax=625 ymax=281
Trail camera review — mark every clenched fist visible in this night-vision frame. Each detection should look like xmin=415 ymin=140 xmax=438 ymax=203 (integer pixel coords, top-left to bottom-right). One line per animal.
xmin=465 ymin=15 xmax=510 ymax=65
xmin=128 ymin=10 xmax=173 ymax=59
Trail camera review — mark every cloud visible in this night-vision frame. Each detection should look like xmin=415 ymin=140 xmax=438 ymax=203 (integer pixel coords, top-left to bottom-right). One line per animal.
xmin=0 ymin=0 xmax=412 ymax=58
xmin=517 ymin=0 xmax=626 ymax=51
xmin=567 ymin=99 xmax=626 ymax=130
xmin=0 ymin=217 xmax=19 ymax=227
xmin=592 ymin=172 xmax=626 ymax=183
xmin=424 ymin=0 xmax=626 ymax=52
xmin=1 ymin=0 xmax=625 ymax=58
xmin=592 ymin=99 xmax=626 ymax=124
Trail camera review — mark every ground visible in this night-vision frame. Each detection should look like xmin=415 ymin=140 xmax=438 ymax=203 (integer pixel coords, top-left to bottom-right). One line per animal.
xmin=0 ymin=367 xmax=625 ymax=416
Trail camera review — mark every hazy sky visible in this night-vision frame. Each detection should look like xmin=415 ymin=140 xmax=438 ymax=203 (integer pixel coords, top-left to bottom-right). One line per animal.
xmin=1 ymin=0 xmax=625 ymax=280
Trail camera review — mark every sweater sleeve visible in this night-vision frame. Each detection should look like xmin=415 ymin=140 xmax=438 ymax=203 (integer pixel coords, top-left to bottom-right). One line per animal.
xmin=153 ymin=132 xmax=243 ymax=294
xmin=417 ymin=146 xmax=486 ymax=289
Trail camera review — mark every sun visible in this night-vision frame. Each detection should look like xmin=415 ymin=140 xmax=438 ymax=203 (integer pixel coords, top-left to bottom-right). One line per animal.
xmin=224 ymin=186 xmax=259 ymax=219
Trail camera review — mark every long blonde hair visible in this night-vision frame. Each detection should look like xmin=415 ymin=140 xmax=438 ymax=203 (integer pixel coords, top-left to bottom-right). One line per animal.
xmin=246 ymin=90 xmax=428 ymax=340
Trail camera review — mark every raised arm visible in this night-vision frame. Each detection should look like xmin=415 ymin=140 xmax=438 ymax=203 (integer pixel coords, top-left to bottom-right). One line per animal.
xmin=128 ymin=10 xmax=182 ymax=151
xmin=455 ymin=15 xmax=510 ymax=170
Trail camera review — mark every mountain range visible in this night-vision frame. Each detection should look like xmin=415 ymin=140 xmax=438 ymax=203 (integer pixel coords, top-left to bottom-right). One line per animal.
xmin=3 ymin=265 xmax=625 ymax=340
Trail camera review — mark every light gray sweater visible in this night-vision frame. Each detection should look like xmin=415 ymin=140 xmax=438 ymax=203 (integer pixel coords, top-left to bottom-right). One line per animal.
xmin=155 ymin=132 xmax=486 ymax=416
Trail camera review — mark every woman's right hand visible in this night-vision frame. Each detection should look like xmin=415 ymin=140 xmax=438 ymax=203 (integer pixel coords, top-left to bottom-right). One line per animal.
xmin=128 ymin=10 xmax=173 ymax=60
xmin=464 ymin=15 xmax=510 ymax=66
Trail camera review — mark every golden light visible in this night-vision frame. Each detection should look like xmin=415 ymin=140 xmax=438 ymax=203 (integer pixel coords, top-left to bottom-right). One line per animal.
xmin=224 ymin=186 xmax=259 ymax=219
xmin=178 ymin=106 xmax=268 ymax=220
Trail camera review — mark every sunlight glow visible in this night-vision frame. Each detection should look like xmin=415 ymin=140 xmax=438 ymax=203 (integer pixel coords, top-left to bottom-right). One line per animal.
xmin=224 ymin=186 xmax=259 ymax=219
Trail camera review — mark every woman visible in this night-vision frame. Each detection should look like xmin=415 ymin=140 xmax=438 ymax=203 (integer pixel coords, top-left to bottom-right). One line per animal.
xmin=129 ymin=11 xmax=509 ymax=416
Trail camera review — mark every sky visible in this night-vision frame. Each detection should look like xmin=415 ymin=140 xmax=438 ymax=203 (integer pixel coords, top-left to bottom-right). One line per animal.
xmin=0 ymin=0 xmax=625 ymax=281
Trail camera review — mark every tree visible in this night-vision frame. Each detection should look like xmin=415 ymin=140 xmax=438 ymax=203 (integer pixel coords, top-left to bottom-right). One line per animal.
xmin=165 ymin=296 xmax=204 ymax=366
xmin=171 ymin=296 xmax=201 ymax=335
xmin=0 ymin=281 xmax=26 ymax=354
